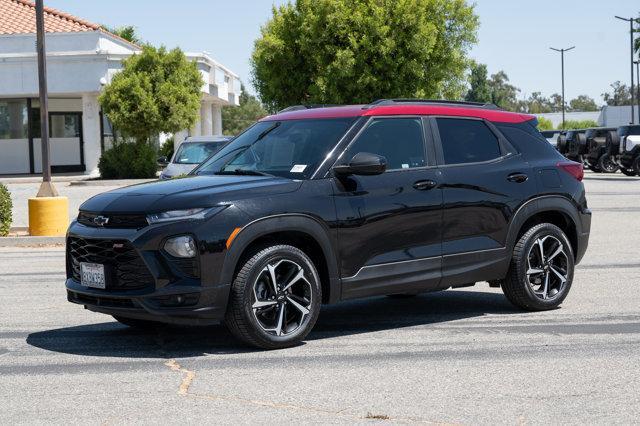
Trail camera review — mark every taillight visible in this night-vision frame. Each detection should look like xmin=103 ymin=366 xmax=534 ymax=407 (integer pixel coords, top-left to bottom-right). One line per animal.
xmin=557 ymin=161 xmax=584 ymax=181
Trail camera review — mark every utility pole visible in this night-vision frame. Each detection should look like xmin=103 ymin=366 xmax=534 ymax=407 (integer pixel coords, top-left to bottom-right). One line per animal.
xmin=28 ymin=0 xmax=67 ymax=238
xmin=550 ymin=46 xmax=575 ymax=128
xmin=35 ymin=0 xmax=57 ymax=197
xmin=634 ymin=57 xmax=640 ymax=123
xmin=615 ymin=16 xmax=636 ymax=124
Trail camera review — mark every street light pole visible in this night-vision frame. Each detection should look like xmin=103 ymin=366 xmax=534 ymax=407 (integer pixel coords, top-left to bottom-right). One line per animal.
xmin=35 ymin=0 xmax=57 ymax=197
xmin=615 ymin=16 xmax=636 ymax=125
xmin=634 ymin=57 xmax=640 ymax=122
xmin=550 ymin=46 xmax=575 ymax=128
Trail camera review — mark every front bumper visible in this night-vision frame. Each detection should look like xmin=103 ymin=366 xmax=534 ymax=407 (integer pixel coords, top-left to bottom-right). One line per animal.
xmin=65 ymin=216 xmax=236 ymax=325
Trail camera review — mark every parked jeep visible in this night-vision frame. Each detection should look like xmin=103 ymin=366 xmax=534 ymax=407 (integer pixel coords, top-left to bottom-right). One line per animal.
xmin=564 ymin=129 xmax=588 ymax=163
xmin=617 ymin=125 xmax=640 ymax=176
xmin=584 ymin=128 xmax=619 ymax=173
xmin=556 ymin=131 xmax=568 ymax=155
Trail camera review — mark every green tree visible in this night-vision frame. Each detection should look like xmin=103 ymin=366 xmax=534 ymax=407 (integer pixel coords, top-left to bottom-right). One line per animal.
xmin=569 ymin=95 xmax=599 ymax=112
xmin=465 ymin=62 xmax=492 ymax=103
xmin=488 ymin=71 xmax=520 ymax=111
xmin=103 ymin=25 xmax=141 ymax=44
xmin=99 ymin=46 xmax=203 ymax=144
xmin=536 ymin=116 xmax=554 ymax=131
xmin=252 ymin=0 xmax=479 ymax=111
xmin=602 ymin=81 xmax=633 ymax=106
xmin=222 ymin=85 xmax=268 ymax=136
xmin=523 ymin=92 xmax=552 ymax=114
xmin=549 ymin=93 xmax=564 ymax=112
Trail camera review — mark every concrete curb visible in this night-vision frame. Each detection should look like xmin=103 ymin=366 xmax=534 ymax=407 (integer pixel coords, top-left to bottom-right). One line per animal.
xmin=69 ymin=179 xmax=155 ymax=187
xmin=0 ymin=236 xmax=65 ymax=247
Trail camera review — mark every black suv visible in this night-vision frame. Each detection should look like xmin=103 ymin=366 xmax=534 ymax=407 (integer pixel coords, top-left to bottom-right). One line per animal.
xmin=66 ymin=100 xmax=591 ymax=349
xmin=617 ymin=125 xmax=640 ymax=176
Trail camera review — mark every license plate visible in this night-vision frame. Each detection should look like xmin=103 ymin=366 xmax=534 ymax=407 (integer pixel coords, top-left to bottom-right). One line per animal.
xmin=80 ymin=262 xmax=106 ymax=289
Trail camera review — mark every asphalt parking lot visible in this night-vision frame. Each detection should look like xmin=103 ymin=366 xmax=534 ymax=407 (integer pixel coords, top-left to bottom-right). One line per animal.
xmin=2 ymin=173 xmax=640 ymax=425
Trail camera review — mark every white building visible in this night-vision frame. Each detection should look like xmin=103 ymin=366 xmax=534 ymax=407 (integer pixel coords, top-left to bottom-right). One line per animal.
xmin=0 ymin=0 xmax=240 ymax=176
xmin=538 ymin=106 xmax=640 ymax=129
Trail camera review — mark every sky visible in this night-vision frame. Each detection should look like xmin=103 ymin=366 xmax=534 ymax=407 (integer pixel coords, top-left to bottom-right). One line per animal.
xmin=46 ymin=0 xmax=640 ymax=105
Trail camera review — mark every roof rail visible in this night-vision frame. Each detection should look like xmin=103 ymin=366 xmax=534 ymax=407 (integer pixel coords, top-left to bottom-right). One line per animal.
xmin=366 ymin=99 xmax=500 ymax=110
xmin=277 ymin=104 xmax=341 ymax=114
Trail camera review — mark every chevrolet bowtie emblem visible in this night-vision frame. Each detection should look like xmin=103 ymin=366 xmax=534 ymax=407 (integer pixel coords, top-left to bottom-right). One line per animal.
xmin=93 ymin=215 xmax=109 ymax=227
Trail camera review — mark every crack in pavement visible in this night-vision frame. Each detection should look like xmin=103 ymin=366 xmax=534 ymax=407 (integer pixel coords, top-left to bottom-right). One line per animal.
xmin=162 ymin=358 xmax=447 ymax=424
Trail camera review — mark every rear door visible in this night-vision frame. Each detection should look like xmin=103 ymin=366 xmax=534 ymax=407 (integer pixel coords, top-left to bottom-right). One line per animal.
xmin=332 ymin=116 xmax=443 ymax=299
xmin=430 ymin=117 xmax=537 ymax=286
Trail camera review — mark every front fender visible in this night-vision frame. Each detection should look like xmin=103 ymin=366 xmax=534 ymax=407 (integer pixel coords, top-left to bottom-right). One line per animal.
xmin=218 ymin=214 xmax=340 ymax=305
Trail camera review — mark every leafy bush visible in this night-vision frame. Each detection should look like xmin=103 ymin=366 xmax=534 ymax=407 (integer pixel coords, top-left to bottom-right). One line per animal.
xmin=98 ymin=143 xmax=158 ymax=179
xmin=0 ymin=183 xmax=12 ymax=237
xmin=536 ymin=116 xmax=554 ymax=131
xmin=561 ymin=120 xmax=599 ymax=130
xmin=158 ymin=138 xmax=175 ymax=161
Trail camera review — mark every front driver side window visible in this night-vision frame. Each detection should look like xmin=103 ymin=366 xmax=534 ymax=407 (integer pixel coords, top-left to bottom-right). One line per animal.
xmin=342 ymin=118 xmax=426 ymax=170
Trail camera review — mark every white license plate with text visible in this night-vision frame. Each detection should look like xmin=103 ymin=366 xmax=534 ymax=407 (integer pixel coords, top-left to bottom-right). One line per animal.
xmin=80 ymin=262 xmax=106 ymax=289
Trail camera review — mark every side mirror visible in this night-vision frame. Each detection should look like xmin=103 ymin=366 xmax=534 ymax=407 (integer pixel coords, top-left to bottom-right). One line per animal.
xmin=157 ymin=156 xmax=169 ymax=166
xmin=333 ymin=152 xmax=387 ymax=176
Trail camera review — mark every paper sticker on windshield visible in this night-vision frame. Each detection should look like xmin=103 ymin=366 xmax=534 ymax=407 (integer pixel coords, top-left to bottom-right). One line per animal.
xmin=290 ymin=164 xmax=307 ymax=173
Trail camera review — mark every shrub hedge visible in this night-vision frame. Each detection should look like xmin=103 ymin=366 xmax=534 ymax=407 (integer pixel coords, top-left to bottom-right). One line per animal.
xmin=98 ymin=143 xmax=157 ymax=179
xmin=0 ymin=183 xmax=12 ymax=237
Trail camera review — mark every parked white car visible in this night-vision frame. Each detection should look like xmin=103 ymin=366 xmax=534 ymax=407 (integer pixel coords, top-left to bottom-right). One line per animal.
xmin=159 ymin=136 xmax=232 ymax=180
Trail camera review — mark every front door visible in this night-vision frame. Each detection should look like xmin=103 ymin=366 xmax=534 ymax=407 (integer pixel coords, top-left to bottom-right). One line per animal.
xmin=430 ymin=116 xmax=538 ymax=286
xmin=332 ymin=117 xmax=443 ymax=299
xmin=33 ymin=111 xmax=85 ymax=173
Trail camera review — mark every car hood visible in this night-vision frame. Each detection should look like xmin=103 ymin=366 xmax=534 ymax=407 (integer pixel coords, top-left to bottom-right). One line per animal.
xmin=80 ymin=175 xmax=302 ymax=214
xmin=161 ymin=163 xmax=197 ymax=178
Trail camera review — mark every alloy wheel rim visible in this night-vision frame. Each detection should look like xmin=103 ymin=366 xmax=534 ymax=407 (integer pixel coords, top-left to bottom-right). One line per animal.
xmin=526 ymin=235 xmax=569 ymax=301
xmin=251 ymin=259 xmax=312 ymax=337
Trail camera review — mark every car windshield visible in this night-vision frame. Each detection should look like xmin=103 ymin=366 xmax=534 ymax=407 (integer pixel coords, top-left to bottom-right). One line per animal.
xmin=174 ymin=141 xmax=228 ymax=164
xmin=194 ymin=118 xmax=356 ymax=179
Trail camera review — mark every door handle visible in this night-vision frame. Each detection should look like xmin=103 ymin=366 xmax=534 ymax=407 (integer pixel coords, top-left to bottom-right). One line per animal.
xmin=413 ymin=180 xmax=438 ymax=190
xmin=507 ymin=173 xmax=528 ymax=183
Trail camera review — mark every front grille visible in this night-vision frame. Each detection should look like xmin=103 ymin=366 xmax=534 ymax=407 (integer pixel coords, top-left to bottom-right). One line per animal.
xmin=78 ymin=212 xmax=148 ymax=229
xmin=68 ymin=237 xmax=155 ymax=290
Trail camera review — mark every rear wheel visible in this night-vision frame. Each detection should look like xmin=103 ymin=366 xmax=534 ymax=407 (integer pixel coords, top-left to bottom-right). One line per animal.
xmin=633 ymin=157 xmax=640 ymax=176
xmin=502 ymin=223 xmax=574 ymax=311
xmin=597 ymin=154 xmax=619 ymax=173
xmin=224 ymin=245 xmax=321 ymax=349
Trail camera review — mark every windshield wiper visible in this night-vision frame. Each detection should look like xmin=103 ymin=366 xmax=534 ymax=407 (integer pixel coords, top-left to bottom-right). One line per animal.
xmin=214 ymin=169 xmax=275 ymax=177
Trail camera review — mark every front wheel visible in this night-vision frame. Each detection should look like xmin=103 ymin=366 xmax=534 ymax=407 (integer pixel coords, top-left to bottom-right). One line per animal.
xmin=224 ymin=245 xmax=321 ymax=349
xmin=501 ymin=223 xmax=574 ymax=311
xmin=598 ymin=154 xmax=619 ymax=173
xmin=620 ymin=168 xmax=638 ymax=177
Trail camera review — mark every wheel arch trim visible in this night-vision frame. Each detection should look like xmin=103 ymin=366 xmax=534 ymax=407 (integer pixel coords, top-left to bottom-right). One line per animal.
xmin=219 ymin=214 xmax=341 ymax=304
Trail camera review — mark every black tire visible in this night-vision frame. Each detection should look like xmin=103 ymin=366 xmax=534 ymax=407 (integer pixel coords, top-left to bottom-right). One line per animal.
xmin=224 ymin=244 xmax=321 ymax=349
xmin=113 ymin=315 xmax=160 ymax=329
xmin=633 ymin=157 xmax=640 ymax=176
xmin=501 ymin=223 xmax=574 ymax=311
xmin=620 ymin=168 xmax=638 ymax=177
xmin=597 ymin=154 xmax=619 ymax=173
xmin=588 ymin=164 xmax=602 ymax=173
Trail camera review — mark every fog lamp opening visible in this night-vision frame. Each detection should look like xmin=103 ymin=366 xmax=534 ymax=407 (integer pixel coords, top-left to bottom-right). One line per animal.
xmin=164 ymin=235 xmax=197 ymax=258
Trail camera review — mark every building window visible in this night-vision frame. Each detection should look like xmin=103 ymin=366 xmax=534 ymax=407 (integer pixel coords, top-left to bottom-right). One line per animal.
xmin=50 ymin=114 xmax=81 ymax=138
xmin=0 ymin=99 xmax=28 ymax=139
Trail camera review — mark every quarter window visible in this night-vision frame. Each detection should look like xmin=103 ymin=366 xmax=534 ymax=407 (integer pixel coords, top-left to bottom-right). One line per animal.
xmin=343 ymin=118 xmax=426 ymax=170
xmin=436 ymin=118 xmax=502 ymax=165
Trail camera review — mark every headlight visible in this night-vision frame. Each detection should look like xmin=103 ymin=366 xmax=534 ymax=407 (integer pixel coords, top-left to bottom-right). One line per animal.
xmin=164 ymin=235 xmax=197 ymax=258
xmin=147 ymin=206 xmax=227 ymax=224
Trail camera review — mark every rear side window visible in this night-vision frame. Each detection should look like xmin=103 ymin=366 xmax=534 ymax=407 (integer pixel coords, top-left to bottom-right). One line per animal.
xmin=343 ymin=117 xmax=426 ymax=170
xmin=436 ymin=118 xmax=502 ymax=165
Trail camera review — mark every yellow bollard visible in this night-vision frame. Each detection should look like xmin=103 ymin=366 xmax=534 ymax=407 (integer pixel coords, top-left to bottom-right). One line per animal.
xmin=28 ymin=197 xmax=69 ymax=236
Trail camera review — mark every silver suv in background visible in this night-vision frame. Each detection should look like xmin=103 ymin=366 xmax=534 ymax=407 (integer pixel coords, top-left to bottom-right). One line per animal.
xmin=159 ymin=136 xmax=232 ymax=180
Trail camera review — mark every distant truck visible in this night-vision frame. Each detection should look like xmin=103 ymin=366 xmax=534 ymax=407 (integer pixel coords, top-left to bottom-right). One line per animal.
xmin=584 ymin=128 xmax=619 ymax=173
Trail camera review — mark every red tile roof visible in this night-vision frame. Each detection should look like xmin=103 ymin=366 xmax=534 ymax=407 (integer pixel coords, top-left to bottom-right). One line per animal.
xmin=0 ymin=0 xmax=100 ymax=35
